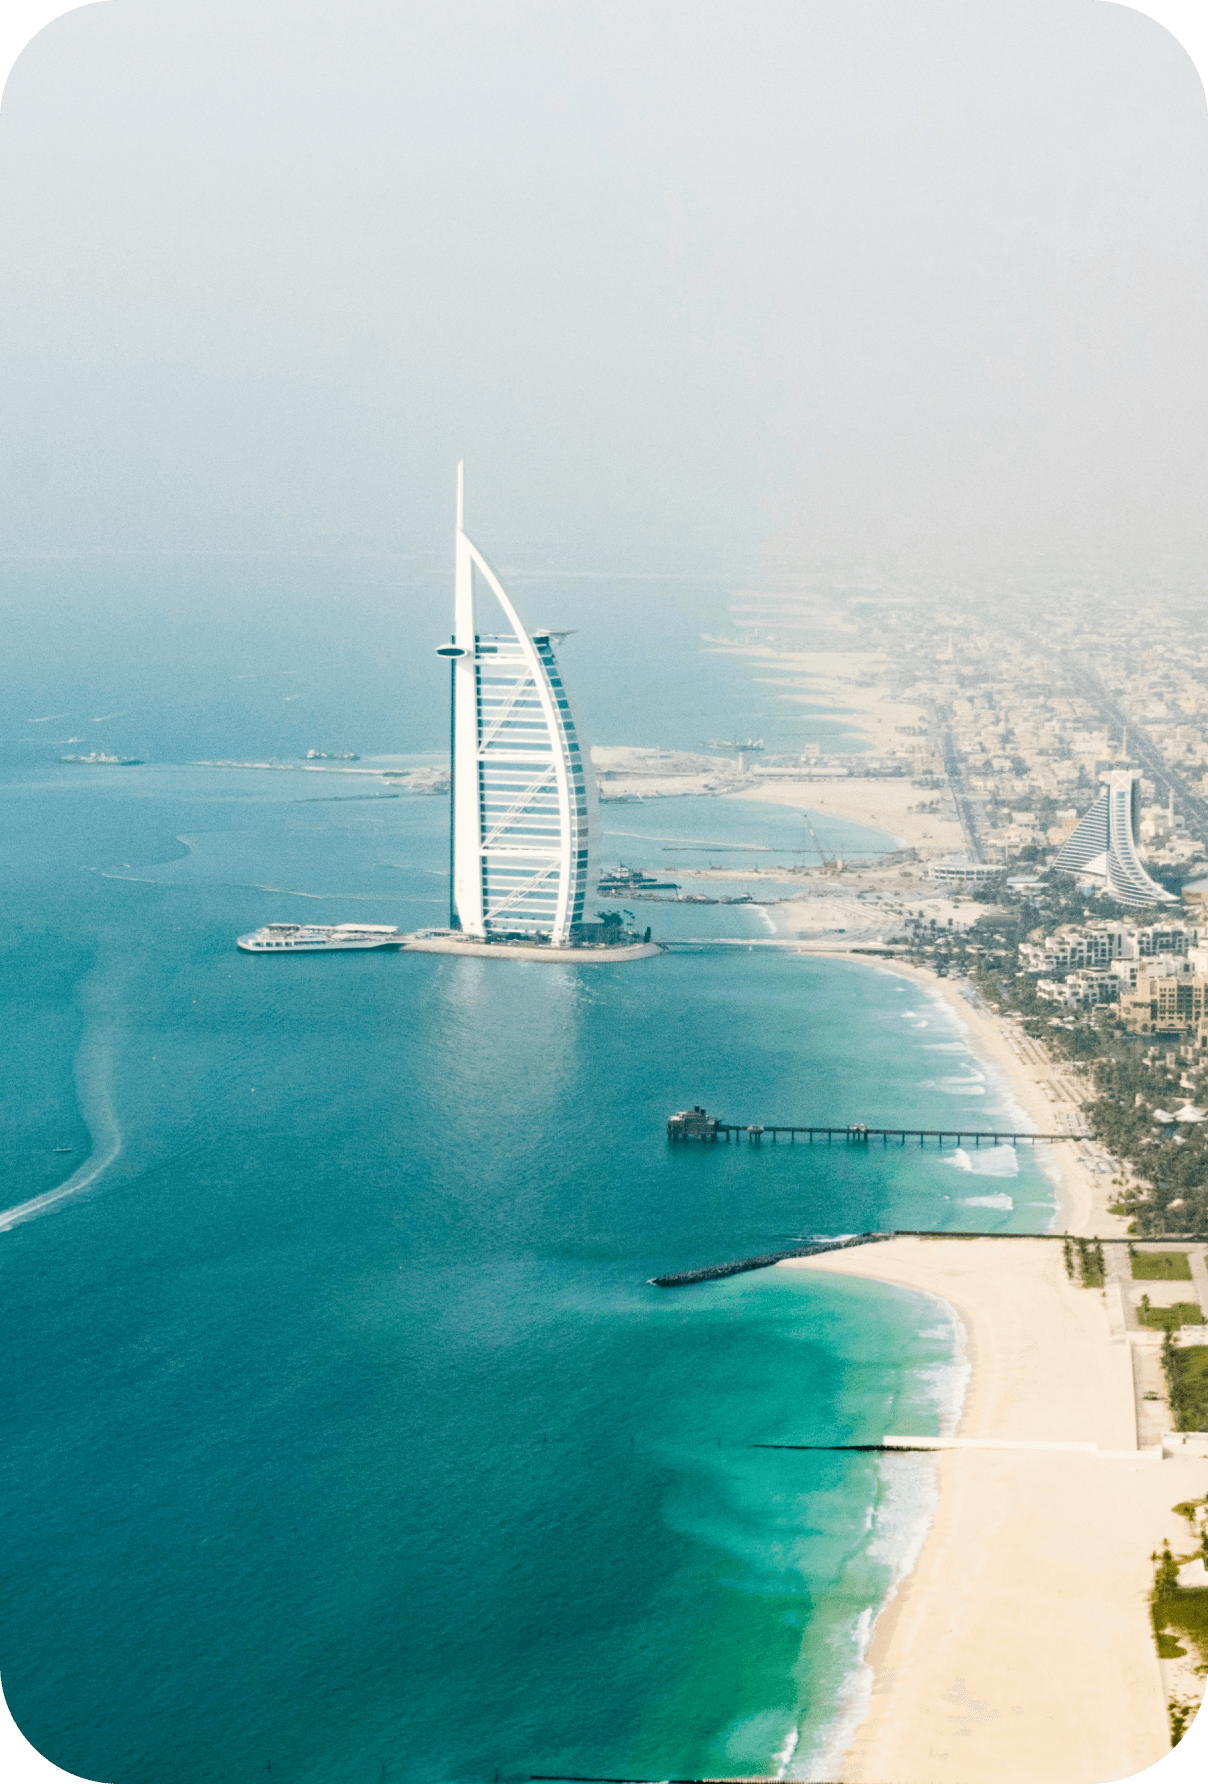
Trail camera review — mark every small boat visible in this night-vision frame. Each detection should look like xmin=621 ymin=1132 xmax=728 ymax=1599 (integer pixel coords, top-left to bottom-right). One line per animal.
xmin=59 ymin=752 xmax=143 ymax=766
xmin=54 ymin=1146 xmax=72 ymax=1153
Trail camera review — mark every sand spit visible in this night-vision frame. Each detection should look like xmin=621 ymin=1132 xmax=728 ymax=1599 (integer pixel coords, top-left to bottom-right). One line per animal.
xmin=731 ymin=774 xmax=965 ymax=857
xmin=782 ymin=1237 xmax=1206 ymax=1783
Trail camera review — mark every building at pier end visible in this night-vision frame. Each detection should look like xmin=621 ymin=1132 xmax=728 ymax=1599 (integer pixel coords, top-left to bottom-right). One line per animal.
xmin=435 ymin=465 xmax=599 ymax=945
xmin=1053 ymin=769 xmax=1177 ymax=908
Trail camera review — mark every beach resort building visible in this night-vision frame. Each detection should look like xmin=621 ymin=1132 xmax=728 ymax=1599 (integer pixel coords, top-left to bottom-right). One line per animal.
xmin=1053 ymin=769 xmax=1177 ymax=907
xmin=1036 ymin=969 xmax=1120 ymax=1008
xmin=1026 ymin=920 xmax=1208 ymax=1018
xmin=437 ymin=465 xmax=599 ymax=945
xmin=1116 ymin=951 xmax=1208 ymax=1041
xmin=1019 ymin=920 xmax=1200 ymax=977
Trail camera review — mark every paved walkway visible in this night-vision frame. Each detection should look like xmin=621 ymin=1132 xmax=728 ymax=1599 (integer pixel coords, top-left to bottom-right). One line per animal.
xmin=1106 ymin=1242 xmax=1208 ymax=1446
xmin=1189 ymin=1244 xmax=1208 ymax=1319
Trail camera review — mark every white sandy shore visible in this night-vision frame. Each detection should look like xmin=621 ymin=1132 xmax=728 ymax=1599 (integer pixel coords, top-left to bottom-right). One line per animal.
xmin=599 ymin=771 xmax=966 ymax=856
xmin=758 ymin=915 xmax=1127 ymax=1236
xmin=601 ymin=630 xmax=965 ymax=856
xmin=707 ymin=641 xmax=930 ymax=756
xmin=782 ymin=1238 xmax=1203 ymax=1783
xmin=709 ymin=636 xmax=965 ymax=854
xmin=879 ymin=959 xmax=1128 ymax=1238
xmin=731 ymin=775 xmax=966 ymax=856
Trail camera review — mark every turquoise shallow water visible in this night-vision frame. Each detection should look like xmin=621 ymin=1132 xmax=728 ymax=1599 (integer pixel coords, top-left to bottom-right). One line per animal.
xmin=0 ymin=762 xmax=1052 ymax=1782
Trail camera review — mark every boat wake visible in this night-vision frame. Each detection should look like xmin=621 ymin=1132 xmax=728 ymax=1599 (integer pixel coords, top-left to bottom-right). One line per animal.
xmin=0 ymin=1023 xmax=121 ymax=1234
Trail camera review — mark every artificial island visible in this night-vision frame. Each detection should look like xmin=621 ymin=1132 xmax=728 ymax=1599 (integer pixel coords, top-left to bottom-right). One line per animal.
xmin=239 ymin=466 xmax=658 ymax=964
xmin=413 ymin=463 xmax=657 ymax=961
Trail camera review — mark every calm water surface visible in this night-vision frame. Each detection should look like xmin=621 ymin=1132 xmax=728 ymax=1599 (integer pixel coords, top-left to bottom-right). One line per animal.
xmin=0 ymin=581 xmax=1049 ymax=1769
xmin=0 ymin=744 xmax=1050 ymax=1781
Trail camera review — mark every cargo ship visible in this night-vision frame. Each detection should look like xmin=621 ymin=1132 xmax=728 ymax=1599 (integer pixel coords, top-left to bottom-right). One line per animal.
xmin=237 ymin=923 xmax=403 ymax=952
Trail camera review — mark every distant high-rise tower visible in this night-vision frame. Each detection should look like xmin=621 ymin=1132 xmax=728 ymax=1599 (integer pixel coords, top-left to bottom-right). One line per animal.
xmin=1053 ymin=769 xmax=1175 ymax=908
xmin=435 ymin=465 xmax=598 ymax=944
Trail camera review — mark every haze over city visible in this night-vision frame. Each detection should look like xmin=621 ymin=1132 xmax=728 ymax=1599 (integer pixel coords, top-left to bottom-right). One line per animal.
xmin=5 ymin=7 xmax=1208 ymax=1784
xmin=2 ymin=0 xmax=1207 ymax=584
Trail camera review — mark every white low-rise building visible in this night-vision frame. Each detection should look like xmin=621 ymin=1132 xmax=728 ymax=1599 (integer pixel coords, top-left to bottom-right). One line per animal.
xmin=1020 ymin=920 xmax=1200 ymax=976
xmin=1036 ymin=970 xmax=1119 ymax=1007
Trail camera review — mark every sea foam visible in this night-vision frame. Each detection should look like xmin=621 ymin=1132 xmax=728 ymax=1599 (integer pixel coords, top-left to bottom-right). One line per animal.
xmin=799 ymin=1292 xmax=967 ymax=1779
xmin=944 ymin=1143 xmax=1019 ymax=1177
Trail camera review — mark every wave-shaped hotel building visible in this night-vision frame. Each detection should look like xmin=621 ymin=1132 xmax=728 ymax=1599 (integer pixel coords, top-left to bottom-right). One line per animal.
xmin=428 ymin=468 xmax=654 ymax=961
xmin=1053 ymin=769 xmax=1176 ymax=909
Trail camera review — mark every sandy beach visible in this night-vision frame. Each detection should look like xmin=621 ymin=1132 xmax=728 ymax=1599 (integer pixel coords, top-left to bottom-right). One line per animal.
xmin=753 ymin=906 xmax=1124 ymax=1237
xmin=707 ymin=640 xmax=931 ymax=757
xmin=715 ymin=634 xmax=966 ymax=854
xmin=596 ymin=764 xmax=966 ymax=857
xmin=783 ymin=1237 xmax=1206 ymax=1783
xmin=733 ymin=774 xmax=967 ymax=856
xmin=879 ymin=958 xmax=1127 ymax=1238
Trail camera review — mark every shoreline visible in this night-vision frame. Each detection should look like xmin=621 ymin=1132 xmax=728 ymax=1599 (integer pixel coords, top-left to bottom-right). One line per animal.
xmin=597 ymin=771 xmax=961 ymax=857
xmin=769 ymin=940 xmax=1128 ymax=1239
xmin=400 ymin=932 xmax=660 ymax=963
xmin=879 ymin=960 xmax=1130 ymax=1239
xmin=781 ymin=1237 xmax=1197 ymax=1783
xmin=726 ymin=776 xmax=959 ymax=857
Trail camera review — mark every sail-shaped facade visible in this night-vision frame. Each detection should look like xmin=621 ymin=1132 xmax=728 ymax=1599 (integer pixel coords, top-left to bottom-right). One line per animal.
xmin=436 ymin=466 xmax=599 ymax=945
xmin=1053 ymin=769 xmax=1176 ymax=908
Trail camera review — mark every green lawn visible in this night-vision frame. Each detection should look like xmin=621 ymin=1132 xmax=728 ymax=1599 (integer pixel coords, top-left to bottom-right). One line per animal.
xmin=1133 ymin=1251 xmax=1194 ymax=1281
xmin=1165 ymin=1343 xmax=1208 ymax=1430
xmin=1154 ymin=1586 xmax=1208 ymax=1664
xmin=1138 ymin=1302 xmax=1205 ymax=1333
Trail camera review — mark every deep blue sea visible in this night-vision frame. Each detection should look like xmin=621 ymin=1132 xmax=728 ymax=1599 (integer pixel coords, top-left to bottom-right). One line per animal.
xmin=0 ymin=563 xmax=1053 ymax=1783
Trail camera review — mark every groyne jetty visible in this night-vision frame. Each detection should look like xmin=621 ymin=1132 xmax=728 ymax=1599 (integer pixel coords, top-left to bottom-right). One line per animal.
xmin=650 ymin=1232 xmax=890 ymax=1288
xmin=653 ymin=1228 xmax=1208 ymax=1290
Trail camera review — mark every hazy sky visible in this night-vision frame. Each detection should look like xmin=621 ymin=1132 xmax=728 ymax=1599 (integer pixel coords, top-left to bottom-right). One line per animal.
xmin=2 ymin=0 xmax=1207 ymax=579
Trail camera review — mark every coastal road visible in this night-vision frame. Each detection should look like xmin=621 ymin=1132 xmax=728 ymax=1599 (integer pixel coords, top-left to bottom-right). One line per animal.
xmin=1066 ymin=660 xmax=1208 ymax=847
xmin=929 ymin=702 xmax=985 ymax=862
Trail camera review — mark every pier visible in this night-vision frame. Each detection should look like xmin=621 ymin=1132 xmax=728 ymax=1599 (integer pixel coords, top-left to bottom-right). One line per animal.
xmin=666 ymin=1106 xmax=1069 ymax=1146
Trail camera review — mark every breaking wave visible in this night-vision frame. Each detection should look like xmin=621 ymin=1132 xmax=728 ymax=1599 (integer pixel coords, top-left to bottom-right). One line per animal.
xmin=800 ymin=1292 xmax=967 ymax=1779
xmin=944 ymin=1144 xmax=1019 ymax=1177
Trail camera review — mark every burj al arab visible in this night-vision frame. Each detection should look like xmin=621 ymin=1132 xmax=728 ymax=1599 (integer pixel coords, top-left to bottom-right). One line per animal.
xmin=423 ymin=467 xmax=657 ymax=962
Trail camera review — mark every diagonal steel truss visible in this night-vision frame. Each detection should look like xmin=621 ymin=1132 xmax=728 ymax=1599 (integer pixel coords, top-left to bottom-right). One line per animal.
xmin=482 ymin=857 xmax=561 ymax=922
xmin=478 ymin=669 xmax=538 ymax=752
xmin=481 ymin=764 xmax=559 ymax=849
